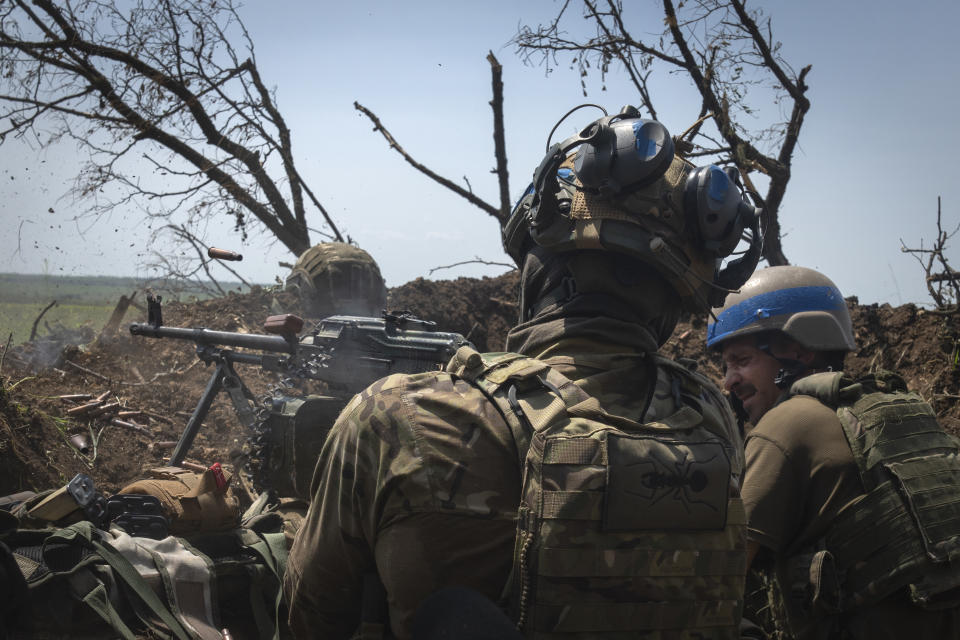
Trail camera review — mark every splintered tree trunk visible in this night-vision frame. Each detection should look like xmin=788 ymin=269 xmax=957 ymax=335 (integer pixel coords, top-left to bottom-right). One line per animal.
xmin=100 ymin=292 xmax=137 ymax=339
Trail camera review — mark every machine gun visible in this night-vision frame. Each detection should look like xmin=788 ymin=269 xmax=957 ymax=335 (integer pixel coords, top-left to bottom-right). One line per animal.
xmin=129 ymin=294 xmax=472 ymax=497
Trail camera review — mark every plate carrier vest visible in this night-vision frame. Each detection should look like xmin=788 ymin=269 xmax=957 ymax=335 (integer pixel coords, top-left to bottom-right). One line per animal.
xmin=787 ymin=371 xmax=960 ymax=613
xmin=447 ymin=346 xmax=748 ymax=639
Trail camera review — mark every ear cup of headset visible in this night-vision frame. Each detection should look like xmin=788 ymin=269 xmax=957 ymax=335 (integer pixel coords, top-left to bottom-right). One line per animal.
xmin=574 ymin=119 xmax=674 ymax=196
xmin=684 ymin=165 xmax=750 ymax=257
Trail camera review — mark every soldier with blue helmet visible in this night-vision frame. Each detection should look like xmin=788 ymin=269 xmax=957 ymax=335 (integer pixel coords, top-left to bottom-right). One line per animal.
xmin=709 ymin=265 xmax=960 ymax=639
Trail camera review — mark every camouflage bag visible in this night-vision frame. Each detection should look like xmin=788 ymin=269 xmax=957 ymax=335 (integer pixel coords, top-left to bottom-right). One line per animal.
xmin=447 ymin=346 xmax=747 ymax=639
xmin=1 ymin=519 xmax=288 ymax=640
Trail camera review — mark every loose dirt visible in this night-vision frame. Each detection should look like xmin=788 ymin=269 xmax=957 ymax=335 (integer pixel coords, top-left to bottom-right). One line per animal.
xmin=2 ymin=274 xmax=958 ymax=496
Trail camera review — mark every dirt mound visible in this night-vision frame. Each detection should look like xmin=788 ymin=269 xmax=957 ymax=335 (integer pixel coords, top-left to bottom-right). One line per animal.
xmin=386 ymin=273 xmax=519 ymax=352
xmin=1 ymin=274 xmax=958 ymax=497
xmin=0 ymin=286 xmax=305 ymax=495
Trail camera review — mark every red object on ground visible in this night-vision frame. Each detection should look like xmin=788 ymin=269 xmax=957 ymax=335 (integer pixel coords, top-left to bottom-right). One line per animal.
xmin=209 ymin=462 xmax=228 ymax=492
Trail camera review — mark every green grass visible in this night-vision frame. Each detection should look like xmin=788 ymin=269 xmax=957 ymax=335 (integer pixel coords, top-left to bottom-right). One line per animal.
xmin=0 ymin=273 xmax=268 ymax=346
xmin=0 ymin=272 xmax=253 ymax=306
xmin=0 ymin=302 xmax=114 ymax=346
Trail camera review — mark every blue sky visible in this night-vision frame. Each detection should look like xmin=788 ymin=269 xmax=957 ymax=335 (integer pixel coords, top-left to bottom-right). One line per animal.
xmin=1 ymin=0 xmax=958 ymax=307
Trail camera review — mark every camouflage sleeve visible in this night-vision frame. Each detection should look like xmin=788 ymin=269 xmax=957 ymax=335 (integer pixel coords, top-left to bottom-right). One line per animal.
xmin=283 ymin=381 xmax=397 ymax=639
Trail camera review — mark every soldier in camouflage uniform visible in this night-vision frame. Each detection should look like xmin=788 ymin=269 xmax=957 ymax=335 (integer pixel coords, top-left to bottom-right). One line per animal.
xmin=708 ymin=266 xmax=960 ymax=639
xmin=284 ymin=107 xmax=764 ymax=639
xmin=285 ymin=242 xmax=387 ymax=318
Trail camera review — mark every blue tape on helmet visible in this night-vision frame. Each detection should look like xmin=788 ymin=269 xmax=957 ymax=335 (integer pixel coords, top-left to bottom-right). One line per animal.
xmin=632 ymin=120 xmax=660 ymax=160
xmin=707 ymin=166 xmax=729 ymax=206
xmin=706 ymin=285 xmax=847 ymax=347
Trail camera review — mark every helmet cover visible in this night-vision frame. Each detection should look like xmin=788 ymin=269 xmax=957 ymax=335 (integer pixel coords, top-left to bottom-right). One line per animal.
xmin=285 ymin=243 xmax=387 ymax=318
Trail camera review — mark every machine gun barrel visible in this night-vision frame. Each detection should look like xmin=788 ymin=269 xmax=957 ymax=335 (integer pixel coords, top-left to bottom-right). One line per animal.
xmin=129 ymin=323 xmax=296 ymax=354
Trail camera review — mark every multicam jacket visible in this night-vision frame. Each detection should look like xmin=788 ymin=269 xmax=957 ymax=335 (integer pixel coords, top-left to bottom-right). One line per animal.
xmin=283 ymin=339 xmax=744 ymax=639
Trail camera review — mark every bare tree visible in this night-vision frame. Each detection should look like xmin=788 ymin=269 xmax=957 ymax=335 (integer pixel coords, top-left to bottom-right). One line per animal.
xmin=143 ymin=224 xmax=253 ymax=297
xmin=901 ymin=197 xmax=960 ymax=313
xmin=0 ymin=0 xmax=342 ymax=266
xmin=356 ymin=52 xmax=513 ymax=226
xmin=513 ymin=0 xmax=811 ymax=266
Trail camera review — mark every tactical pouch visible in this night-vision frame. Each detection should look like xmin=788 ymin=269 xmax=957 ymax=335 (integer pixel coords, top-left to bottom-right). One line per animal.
xmin=789 ymin=371 xmax=960 ymax=616
xmin=118 ymin=466 xmax=240 ymax=535
xmin=886 ymin=453 xmax=960 ymax=610
xmin=884 ymin=453 xmax=960 ymax=563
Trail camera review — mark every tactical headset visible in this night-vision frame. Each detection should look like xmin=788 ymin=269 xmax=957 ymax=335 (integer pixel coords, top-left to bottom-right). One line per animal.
xmin=503 ymin=105 xmax=763 ymax=309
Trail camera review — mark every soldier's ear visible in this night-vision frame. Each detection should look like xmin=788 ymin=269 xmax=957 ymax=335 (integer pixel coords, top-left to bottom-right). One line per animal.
xmin=795 ymin=346 xmax=817 ymax=367
xmin=769 ymin=336 xmax=813 ymax=366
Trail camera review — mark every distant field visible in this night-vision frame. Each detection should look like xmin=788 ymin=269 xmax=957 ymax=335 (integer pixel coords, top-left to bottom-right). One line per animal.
xmin=0 ymin=273 xmax=263 ymax=346
xmin=0 ymin=273 xmax=252 ymax=305
xmin=0 ymin=302 xmax=113 ymax=345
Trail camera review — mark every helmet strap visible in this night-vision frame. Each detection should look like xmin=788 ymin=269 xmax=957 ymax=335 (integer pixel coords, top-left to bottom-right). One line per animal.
xmin=757 ymin=341 xmax=809 ymax=390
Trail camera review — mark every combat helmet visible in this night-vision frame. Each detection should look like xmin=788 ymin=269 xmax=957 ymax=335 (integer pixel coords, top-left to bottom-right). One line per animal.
xmin=285 ymin=242 xmax=387 ymax=318
xmin=706 ymin=265 xmax=856 ymax=352
xmin=503 ymin=105 xmax=763 ymax=311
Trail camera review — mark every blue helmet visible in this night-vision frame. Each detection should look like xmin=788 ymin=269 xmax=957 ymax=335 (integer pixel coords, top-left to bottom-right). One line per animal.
xmin=706 ymin=266 xmax=856 ymax=352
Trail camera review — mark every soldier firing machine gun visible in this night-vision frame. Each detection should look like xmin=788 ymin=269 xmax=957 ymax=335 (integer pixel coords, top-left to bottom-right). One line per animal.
xmin=129 ymin=293 xmax=472 ymax=498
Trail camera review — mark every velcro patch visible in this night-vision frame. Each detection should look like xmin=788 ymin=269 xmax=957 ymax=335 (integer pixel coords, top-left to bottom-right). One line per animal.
xmin=604 ymin=434 xmax=729 ymax=531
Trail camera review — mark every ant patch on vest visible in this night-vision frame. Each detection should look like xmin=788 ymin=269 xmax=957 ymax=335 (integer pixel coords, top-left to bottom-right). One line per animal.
xmin=603 ymin=434 xmax=730 ymax=531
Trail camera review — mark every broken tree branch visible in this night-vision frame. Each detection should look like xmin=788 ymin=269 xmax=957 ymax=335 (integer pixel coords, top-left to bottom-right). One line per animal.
xmin=64 ymin=360 xmax=111 ymax=383
xmin=0 ymin=332 xmax=12 ymax=376
xmin=30 ymin=301 xmax=58 ymax=342
xmin=487 ymin=51 xmax=511 ymax=222
xmin=354 ymin=101 xmax=503 ymax=221
xmin=428 ymin=257 xmax=517 ymax=275
xmin=901 ymin=196 xmax=959 ymax=311
xmin=99 ymin=291 xmax=137 ymax=338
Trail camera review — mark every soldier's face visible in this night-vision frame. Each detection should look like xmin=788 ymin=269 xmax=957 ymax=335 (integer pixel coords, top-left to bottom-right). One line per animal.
xmin=720 ymin=337 xmax=784 ymax=425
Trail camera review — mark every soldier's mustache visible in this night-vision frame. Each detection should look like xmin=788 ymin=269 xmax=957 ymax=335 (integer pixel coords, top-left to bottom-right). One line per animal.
xmin=734 ymin=383 xmax=758 ymax=400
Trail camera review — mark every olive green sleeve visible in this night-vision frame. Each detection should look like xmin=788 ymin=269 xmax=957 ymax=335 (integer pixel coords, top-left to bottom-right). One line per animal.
xmin=741 ymin=432 xmax=805 ymax=553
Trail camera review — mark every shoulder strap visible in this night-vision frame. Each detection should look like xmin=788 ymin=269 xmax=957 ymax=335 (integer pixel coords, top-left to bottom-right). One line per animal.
xmin=447 ymin=346 xmax=556 ymax=467
xmin=446 ymin=344 xmax=624 ymax=432
xmin=788 ymin=371 xmax=845 ymax=406
xmin=236 ymin=528 xmax=289 ymax=640
xmin=76 ymin=524 xmax=194 ymax=640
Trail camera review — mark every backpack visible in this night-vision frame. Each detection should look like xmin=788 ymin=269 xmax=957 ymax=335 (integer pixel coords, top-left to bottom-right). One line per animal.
xmin=786 ymin=371 xmax=960 ymax=611
xmin=446 ymin=346 xmax=747 ymax=639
